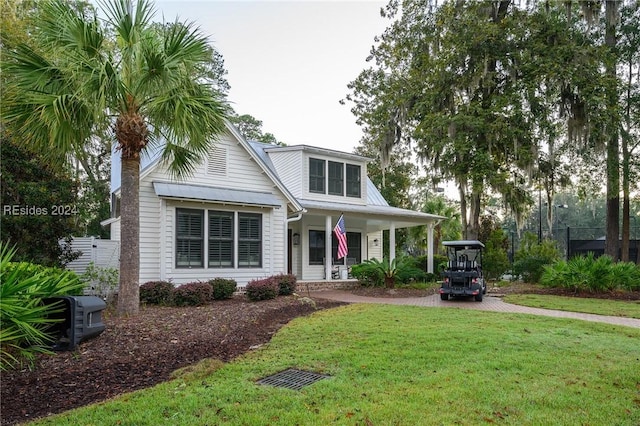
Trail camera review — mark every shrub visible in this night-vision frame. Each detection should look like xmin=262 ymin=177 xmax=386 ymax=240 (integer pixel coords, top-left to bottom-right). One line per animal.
xmin=271 ymin=274 xmax=297 ymax=295
xmin=541 ymin=254 xmax=640 ymax=293
xmin=172 ymin=282 xmax=213 ymax=306
xmin=1 ymin=243 xmax=84 ymax=371
xmin=81 ymin=262 xmax=119 ymax=302
xmin=208 ymin=278 xmax=237 ymax=300
xmin=513 ymin=233 xmax=560 ymax=283
xmin=140 ymin=281 xmax=174 ymax=305
xmin=394 ymin=257 xmax=428 ymax=284
xmin=611 ymin=262 xmax=640 ymax=291
xmin=350 ymin=262 xmax=384 ymax=287
xmin=482 ymin=229 xmax=510 ymax=280
xmin=245 ymin=278 xmax=279 ymax=301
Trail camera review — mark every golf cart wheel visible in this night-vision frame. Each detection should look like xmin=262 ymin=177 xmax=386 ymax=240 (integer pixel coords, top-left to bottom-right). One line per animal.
xmin=474 ymin=293 xmax=483 ymax=302
xmin=440 ymin=293 xmax=449 ymax=301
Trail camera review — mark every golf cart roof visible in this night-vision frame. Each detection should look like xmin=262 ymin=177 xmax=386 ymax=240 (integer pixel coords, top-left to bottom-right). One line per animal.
xmin=442 ymin=240 xmax=485 ymax=249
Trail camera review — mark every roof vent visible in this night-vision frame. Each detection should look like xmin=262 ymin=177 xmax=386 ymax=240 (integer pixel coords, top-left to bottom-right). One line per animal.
xmin=207 ymin=146 xmax=227 ymax=176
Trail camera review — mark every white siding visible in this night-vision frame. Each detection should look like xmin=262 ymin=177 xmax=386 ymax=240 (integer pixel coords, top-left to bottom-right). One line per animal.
xmin=136 ymin=131 xmax=289 ymax=287
xmin=110 ymin=219 xmax=121 ymax=242
xmin=367 ymin=231 xmax=383 ymax=261
xmin=267 ymin=150 xmax=304 ymax=197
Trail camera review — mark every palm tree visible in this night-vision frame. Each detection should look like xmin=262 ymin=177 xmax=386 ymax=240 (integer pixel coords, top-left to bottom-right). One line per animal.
xmin=2 ymin=0 xmax=228 ymax=316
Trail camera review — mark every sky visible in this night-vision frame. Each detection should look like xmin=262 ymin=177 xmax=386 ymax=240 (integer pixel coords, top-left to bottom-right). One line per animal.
xmin=153 ymin=0 xmax=389 ymax=152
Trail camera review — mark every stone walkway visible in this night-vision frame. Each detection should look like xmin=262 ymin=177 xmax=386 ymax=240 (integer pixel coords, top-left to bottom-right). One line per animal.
xmin=309 ymin=290 xmax=640 ymax=329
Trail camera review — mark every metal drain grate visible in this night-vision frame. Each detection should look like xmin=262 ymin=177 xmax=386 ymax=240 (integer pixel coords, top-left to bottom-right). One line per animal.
xmin=257 ymin=368 xmax=329 ymax=390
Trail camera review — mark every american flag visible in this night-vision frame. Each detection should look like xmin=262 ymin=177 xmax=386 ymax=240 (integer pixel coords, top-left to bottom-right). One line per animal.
xmin=333 ymin=214 xmax=348 ymax=259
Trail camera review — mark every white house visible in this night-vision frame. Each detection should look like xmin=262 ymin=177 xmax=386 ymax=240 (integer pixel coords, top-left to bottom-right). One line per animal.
xmin=105 ymin=122 xmax=445 ymax=287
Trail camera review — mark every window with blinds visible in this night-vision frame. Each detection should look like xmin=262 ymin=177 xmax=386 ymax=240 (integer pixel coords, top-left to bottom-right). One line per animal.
xmin=238 ymin=213 xmax=261 ymax=267
xmin=208 ymin=211 xmax=233 ymax=268
xmin=176 ymin=209 xmax=204 ymax=267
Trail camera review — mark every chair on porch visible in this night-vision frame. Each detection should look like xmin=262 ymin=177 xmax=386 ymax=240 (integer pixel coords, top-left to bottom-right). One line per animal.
xmin=346 ymin=257 xmax=357 ymax=278
xmin=323 ymin=258 xmax=341 ymax=279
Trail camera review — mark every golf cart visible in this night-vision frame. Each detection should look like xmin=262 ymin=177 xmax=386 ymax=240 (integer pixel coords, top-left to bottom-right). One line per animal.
xmin=439 ymin=240 xmax=486 ymax=302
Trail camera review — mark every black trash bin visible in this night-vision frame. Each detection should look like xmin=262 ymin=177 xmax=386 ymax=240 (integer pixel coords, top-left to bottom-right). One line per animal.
xmin=43 ymin=296 xmax=106 ymax=351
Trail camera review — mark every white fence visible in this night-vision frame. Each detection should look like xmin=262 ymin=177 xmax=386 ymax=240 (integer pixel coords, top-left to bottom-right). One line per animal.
xmin=65 ymin=237 xmax=120 ymax=274
xmin=65 ymin=237 xmax=120 ymax=300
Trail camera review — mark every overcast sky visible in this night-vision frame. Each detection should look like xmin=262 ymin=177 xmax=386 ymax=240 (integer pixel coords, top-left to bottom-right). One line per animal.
xmin=153 ymin=0 xmax=389 ymax=152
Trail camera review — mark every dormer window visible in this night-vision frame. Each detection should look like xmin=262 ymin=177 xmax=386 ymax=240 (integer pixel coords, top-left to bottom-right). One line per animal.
xmin=328 ymin=161 xmax=344 ymax=196
xmin=309 ymin=157 xmax=361 ymax=198
xmin=309 ymin=158 xmax=325 ymax=193
xmin=346 ymin=164 xmax=361 ymax=197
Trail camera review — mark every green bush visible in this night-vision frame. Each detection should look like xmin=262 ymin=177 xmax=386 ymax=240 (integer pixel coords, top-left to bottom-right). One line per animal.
xmin=172 ymin=282 xmax=212 ymax=306
xmin=271 ymin=274 xmax=297 ymax=296
xmin=434 ymin=254 xmax=448 ymax=273
xmin=611 ymin=262 xmax=640 ymax=291
xmin=394 ymin=256 xmax=428 ymax=284
xmin=350 ymin=262 xmax=384 ymax=287
xmin=541 ymin=253 xmax=640 ymax=293
xmin=208 ymin=278 xmax=237 ymax=300
xmin=140 ymin=280 xmax=174 ymax=305
xmin=414 ymin=254 xmax=448 ymax=274
xmin=513 ymin=233 xmax=560 ymax=283
xmin=81 ymin=262 xmax=119 ymax=302
xmin=245 ymin=278 xmax=279 ymax=301
xmin=1 ymin=243 xmax=84 ymax=371
xmin=482 ymin=229 xmax=510 ymax=280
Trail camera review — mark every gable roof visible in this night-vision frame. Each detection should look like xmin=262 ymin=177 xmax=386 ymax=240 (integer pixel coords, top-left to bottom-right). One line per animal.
xmin=110 ymin=121 xmax=304 ymax=213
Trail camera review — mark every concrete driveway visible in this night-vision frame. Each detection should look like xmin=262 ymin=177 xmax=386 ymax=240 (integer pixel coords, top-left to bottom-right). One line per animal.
xmin=309 ymin=290 xmax=640 ymax=329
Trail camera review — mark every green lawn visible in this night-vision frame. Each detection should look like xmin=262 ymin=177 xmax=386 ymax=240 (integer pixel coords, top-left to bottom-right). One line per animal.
xmin=503 ymin=294 xmax=640 ymax=319
xmin=31 ymin=305 xmax=640 ymax=425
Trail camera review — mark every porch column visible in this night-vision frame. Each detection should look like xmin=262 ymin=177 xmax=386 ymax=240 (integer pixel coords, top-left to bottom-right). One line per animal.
xmin=427 ymin=222 xmax=435 ymax=273
xmin=389 ymin=222 xmax=396 ymax=262
xmin=325 ymin=215 xmax=332 ymax=280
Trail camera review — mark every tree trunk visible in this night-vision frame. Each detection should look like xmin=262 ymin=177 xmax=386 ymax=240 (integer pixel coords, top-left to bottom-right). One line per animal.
xmin=621 ymin=51 xmax=633 ymax=262
xmin=467 ymin=190 xmax=481 ymax=240
xmin=117 ymin=157 xmax=140 ymax=316
xmin=604 ymin=0 xmax=620 ymax=261
xmin=458 ymin=181 xmax=468 ymax=238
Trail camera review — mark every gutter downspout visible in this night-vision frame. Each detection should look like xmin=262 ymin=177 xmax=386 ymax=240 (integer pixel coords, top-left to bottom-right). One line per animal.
xmin=285 ymin=210 xmax=306 ymax=276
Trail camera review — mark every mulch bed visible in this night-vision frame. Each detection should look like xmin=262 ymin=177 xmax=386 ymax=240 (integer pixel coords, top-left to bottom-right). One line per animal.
xmin=0 ymin=296 xmax=345 ymax=426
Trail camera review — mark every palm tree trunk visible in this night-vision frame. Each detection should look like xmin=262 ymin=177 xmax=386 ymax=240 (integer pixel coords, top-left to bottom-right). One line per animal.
xmin=117 ymin=157 xmax=140 ymax=316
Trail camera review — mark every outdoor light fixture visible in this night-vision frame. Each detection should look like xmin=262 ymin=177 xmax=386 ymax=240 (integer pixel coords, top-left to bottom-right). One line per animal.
xmin=373 ymin=238 xmax=380 ymax=247
xmin=292 ymin=233 xmax=300 ymax=246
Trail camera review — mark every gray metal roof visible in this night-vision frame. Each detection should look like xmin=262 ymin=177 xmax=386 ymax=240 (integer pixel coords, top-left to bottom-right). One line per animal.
xmin=443 ymin=240 xmax=485 ymax=248
xmin=297 ymin=198 xmax=445 ymax=228
xmin=153 ymin=182 xmax=282 ymax=208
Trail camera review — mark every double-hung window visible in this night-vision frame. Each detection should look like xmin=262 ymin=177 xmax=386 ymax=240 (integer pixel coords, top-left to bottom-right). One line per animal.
xmin=328 ymin=161 xmax=344 ymax=195
xmin=309 ymin=158 xmax=325 ymax=193
xmin=208 ymin=211 xmax=233 ymax=268
xmin=238 ymin=213 xmax=262 ymax=267
xmin=346 ymin=164 xmax=361 ymax=197
xmin=176 ymin=209 xmax=204 ymax=267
